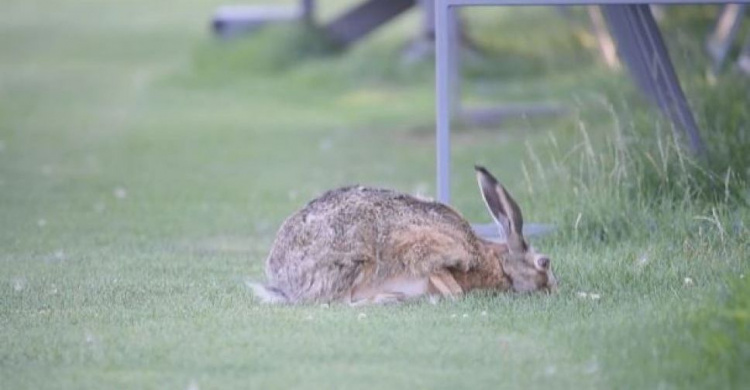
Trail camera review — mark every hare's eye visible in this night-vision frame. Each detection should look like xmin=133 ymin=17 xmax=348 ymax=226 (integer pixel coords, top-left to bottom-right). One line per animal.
xmin=535 ymin=257 xmax=550 ymax=270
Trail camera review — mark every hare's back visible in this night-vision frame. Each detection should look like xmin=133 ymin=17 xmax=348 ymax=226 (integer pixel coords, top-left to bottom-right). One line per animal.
xmin=269 ymin=185 xmax=474 ymax=261
xmin=302 ymin=185 xmax=473 ymax=230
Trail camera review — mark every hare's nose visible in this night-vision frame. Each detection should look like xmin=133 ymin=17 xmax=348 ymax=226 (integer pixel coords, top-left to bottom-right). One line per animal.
xmin=546 ymin=274 xmax=558 ymax=293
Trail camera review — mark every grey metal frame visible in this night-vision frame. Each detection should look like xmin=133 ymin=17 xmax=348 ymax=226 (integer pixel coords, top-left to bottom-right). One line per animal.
xmin=434 ymin=0 xmax=742 ymax=204
xmin=602 ymin=5 xmax=706 ymax=154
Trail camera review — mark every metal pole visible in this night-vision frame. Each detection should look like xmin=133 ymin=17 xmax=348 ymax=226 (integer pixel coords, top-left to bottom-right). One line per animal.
xmin=301 ymin=0 xmax=315 ymax=24
xmin=436 ymin=3 xmax=453 ymax=203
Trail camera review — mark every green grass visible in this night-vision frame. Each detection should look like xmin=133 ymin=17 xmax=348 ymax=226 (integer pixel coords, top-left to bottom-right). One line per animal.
xmin=1 ymin=1 xmax=749 ymax=389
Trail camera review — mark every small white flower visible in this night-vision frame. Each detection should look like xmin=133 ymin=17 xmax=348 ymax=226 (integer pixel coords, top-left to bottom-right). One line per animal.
xmin=318 ymin=138 xmax=333 ymax=152
xmin=740 ymin=274 xmax=745 ymax=280
xmin=450 ymin=314 xmax=457 ymax=319
xmin=584 ymin=359 xmax=599 ymax=374
xmin=357 ymin=312 xmax=367 ymax=320
xmin=480 ymin=311 xmax=488 ymax=316
xmin=577 ymin=291 xmax=588 ymax=298
xmin=53 ymin=250 xmax=65 ymax=261
xmin=683 ymin=277 xmax=694 ymax=286
xmin=428 ymin=295 xmax=439 ymax=305
xmin=462 ymin=313 xmax=469 ymax=318
xmin=589 ymin=293 xmax=601 ymax=300
xmin=37 ymin=219 xmax=47 ymax=227
xmin=114 ymin=187 xmax=127 ymax=199
xmin=320 ymin=303 xmax=329 ymax=309
xmin=12 ymin=278 xmax=25 ymax=292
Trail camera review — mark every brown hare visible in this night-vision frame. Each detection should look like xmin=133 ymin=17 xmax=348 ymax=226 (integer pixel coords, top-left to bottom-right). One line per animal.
xmin=250 ymin=166 xmax=556 ymax=305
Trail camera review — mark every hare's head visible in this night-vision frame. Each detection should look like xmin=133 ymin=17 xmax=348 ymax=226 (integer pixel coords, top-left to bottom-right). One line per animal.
xmin=475 ymin=166 xmax=557 ymax=293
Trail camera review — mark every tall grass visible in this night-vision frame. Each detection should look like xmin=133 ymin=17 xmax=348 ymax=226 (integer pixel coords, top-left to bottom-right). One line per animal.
xmin=522 ymin=84 xmax=749 ymax=244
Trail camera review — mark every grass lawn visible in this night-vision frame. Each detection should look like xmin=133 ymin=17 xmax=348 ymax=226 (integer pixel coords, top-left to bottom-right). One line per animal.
xmin=1 ymin=1 xmax=748 ymax=389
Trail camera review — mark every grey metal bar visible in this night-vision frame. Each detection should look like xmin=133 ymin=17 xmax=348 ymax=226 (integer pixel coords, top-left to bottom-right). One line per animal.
xmin=443 ymin=0 xmax=736 ymax=6
xmin=212 ymin=5 xmax=300 ymax=38
xmin=472 ymin=222 xmax=556 ymax=241
xmin=436 ymin=3 xmax=452 ymax=203
xmin=301 ymin=0 xmax=315 ymax=24
xmin=325 ymin=0 xmax=416 ymax=47
xmin=603 ymin=5 xmax=706 ymax=154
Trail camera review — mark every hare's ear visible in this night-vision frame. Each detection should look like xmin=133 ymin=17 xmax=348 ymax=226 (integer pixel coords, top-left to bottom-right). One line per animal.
xmin=475 ymin=166 xmax=524 ymax=246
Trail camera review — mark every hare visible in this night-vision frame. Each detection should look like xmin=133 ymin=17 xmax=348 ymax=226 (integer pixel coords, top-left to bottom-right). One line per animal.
xmin=250 ymin=166 xmax=556 ymax=305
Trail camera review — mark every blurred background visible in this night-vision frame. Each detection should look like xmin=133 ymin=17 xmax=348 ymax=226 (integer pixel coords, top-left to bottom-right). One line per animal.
xmin=2 ymin=1 xmax=746 ymax=247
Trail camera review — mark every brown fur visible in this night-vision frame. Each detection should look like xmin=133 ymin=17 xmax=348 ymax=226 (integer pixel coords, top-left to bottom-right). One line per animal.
xmin=257 ymin=167 xmax=556 ymax=305
xmin=451 ymin=241 xmax=511 ymax=292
